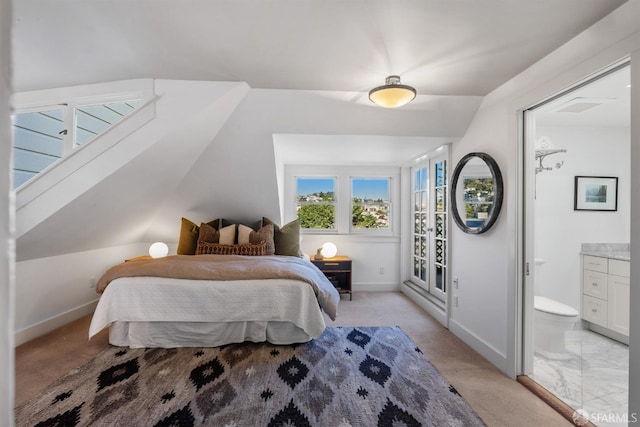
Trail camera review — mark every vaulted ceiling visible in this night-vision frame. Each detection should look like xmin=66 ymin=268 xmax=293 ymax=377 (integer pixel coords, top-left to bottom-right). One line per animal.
xmin=13 ymin=0 xmax=626 ymax=95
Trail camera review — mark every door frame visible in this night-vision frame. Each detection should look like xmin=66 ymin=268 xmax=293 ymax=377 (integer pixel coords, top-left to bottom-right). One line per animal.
xmin=516 ymin=60 xmax=631 ymax=376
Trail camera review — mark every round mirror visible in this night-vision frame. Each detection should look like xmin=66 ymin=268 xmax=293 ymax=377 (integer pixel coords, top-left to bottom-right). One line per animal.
xmin=450 ymin=152 xmax=504 ymax=234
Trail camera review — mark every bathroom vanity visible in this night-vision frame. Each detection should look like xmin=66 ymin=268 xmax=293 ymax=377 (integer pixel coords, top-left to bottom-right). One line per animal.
xmin=581 ymin=243 xmax=630 ymax=344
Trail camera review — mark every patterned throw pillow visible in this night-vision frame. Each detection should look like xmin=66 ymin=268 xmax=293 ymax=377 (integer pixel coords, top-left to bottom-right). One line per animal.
xmin=197 ymin=222 xmax=220 ymax=245
xmin=237 ymin=223 xmax=275 ymax=255
xmin=196 ymin=241 xmax=267 ymax=256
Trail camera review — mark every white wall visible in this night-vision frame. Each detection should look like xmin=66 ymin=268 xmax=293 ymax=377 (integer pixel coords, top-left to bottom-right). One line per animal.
xmin=535 ymin=126 xmax=630 ymax=310
xmin=0 ymin=0 xmax=13 ymax=422
xmin=14 ymin=242 xmax=151 ymax=344
xmin=629 ymin=47 xmax=640 ymax=425
xmin=449 ymin=1 xmax=640 ymax=380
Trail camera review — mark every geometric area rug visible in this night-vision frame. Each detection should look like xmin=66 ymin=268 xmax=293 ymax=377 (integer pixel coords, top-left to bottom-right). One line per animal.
xmin=15 ymin=326 xmax=486 ymax=426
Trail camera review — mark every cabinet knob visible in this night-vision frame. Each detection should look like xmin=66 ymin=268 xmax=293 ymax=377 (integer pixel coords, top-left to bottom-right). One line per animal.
xmin=592 ymin=309 xmax=598 ymax=313
xmin=592 ymin=282 xmax=598 ymax=287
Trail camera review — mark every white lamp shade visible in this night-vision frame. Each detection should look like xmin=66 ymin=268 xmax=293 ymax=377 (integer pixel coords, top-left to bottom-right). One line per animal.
xmin=321 ymin=242 xmax=338 ymax=258
xmin=149 ymin=242 xmax=169 ymax=258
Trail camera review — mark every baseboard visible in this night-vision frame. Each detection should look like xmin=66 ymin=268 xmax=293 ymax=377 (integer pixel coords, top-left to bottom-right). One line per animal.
xmin=14 ymin=299 xmax=99 ymax=346
xmin=401 ymin=282 xmax=447 ymax=326
xmin=448 ymin=318 xmax=509 ymax=376
xmin=352 ymin=282 xmax=400 ymax=292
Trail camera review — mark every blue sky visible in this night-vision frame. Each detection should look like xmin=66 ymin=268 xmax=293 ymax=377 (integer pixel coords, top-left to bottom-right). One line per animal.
xmin=297 ymin=178 xmax=389 ymax=200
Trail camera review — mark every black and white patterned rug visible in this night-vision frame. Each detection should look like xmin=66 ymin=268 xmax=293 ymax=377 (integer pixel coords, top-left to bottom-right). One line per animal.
xmin=15 ymin=326 xmax=485 ymax=426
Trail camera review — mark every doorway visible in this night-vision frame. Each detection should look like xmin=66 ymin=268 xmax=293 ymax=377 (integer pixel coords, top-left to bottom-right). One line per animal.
xmin=409 ymin=150 xmax=449 ymax=304
xmin=522 ymin=63 xmax=631 ymax=423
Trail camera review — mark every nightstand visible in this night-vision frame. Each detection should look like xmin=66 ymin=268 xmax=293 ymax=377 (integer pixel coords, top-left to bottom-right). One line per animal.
xmin=311 ymin=256 xmax=352 ymax=300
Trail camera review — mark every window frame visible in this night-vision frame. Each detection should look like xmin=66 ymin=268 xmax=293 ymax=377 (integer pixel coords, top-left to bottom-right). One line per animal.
xmin=285 ymin=165 xmax=399 ymax=235
xmin=295 ymin=176 xmax=338 ymax=232
xmin=350 ymin=176 xmax=392 ymax=234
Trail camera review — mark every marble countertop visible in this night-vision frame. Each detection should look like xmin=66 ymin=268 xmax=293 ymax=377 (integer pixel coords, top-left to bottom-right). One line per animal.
xmin=581 ymin=250 xmax=630 ymax=261
xmin=581 ymin=243 xmax=630 ymax=261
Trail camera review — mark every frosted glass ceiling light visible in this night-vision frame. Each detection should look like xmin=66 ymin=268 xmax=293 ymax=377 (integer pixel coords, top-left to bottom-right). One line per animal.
xmin=149 ymin=242 xmax=169 ymax=258
xmin=368 ymin=75 xmax=416 ymax=108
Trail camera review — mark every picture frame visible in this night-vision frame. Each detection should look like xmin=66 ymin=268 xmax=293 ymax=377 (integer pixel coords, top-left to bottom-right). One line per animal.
xmin=574 ymin=176 xmax=618 ymax=211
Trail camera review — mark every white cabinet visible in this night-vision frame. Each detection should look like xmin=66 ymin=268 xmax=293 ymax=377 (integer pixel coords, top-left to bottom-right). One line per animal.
xmin=582 ymin=255 xmax=630 ymax=340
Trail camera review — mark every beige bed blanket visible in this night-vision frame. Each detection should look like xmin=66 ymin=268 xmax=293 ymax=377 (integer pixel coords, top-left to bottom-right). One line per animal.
xmin=96 ymin=254 xmax=340 ymax=320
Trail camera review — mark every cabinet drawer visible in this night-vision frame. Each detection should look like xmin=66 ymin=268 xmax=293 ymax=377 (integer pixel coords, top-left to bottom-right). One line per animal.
xmin=608 ymin=259 xmax=630 ymax=278
xmin=582 ymin=270 xmax=608 ymax=299
xmin=583 ymin=255 xmax=608 ymax=273
xmin=312 ymin=260 xmax=351 ymax=271
xmin=583 ymin=295 xmax=608 ymax=327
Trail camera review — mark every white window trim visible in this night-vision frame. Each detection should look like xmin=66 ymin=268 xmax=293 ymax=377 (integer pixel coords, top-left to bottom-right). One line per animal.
xmin=285 ymin=165 xmax=400 ymax=236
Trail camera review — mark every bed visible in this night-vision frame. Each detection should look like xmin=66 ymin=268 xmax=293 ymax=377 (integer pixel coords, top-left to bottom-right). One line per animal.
xmin=88 ymin=254 xmax=341 ymax=348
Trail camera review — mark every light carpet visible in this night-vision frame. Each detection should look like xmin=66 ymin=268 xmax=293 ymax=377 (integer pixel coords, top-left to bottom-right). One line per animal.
xmin=15 ymin=326 xmax=485 ymax=426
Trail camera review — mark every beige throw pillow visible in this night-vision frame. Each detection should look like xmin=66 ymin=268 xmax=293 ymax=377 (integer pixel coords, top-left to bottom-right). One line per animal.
xmin=218 ymin=224 xmax=236 ymax=245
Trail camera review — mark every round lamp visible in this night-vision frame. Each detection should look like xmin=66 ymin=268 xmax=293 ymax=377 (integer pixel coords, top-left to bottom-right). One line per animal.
xmin=149 ymin=242 xmax=169 ymax=258
xmin=321 ymin=242 xmax=338 ymax=259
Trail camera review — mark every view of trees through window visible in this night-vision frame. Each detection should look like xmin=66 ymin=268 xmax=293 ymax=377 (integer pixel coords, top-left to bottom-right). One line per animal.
xmin=296 ymin=177 xmax=390 ymax=230
xmin=296 ymin=178 xmax=336 ymax=229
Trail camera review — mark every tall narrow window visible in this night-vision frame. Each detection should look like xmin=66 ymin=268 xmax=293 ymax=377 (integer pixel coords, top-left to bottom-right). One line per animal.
xmin=412 ymin=166 xmax=428 ymax=284
xmin=433 ymin=159 xmax=447 ymax=294
xmin=296 ymin=177 xmax=336 ymax=230
xmin=12 ymin=109 xmax=64 ymax=188
xmin=351 ymin=178 xmax=390 ymax=230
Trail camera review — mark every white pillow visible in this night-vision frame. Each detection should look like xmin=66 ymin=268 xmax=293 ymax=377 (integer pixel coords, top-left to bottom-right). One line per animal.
xmin=218 ymin=224 xmax=236 ymax=245
xmin=237 ymin=224 xmax=253 ymax=244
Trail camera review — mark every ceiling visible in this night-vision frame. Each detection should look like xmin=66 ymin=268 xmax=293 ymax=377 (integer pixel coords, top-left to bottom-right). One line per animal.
xmin=536 ymin=65 xmax=630 ymax=127
xmin=12 ymin=0 xmax=627 ymax=96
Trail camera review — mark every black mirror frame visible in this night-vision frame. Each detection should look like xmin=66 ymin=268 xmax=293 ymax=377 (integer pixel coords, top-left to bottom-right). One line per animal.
xmin=450 ymin=152 xmax=504 ymax=235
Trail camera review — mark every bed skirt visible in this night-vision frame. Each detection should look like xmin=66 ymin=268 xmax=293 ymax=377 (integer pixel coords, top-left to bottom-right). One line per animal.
xmin=108 ymin=320 xmax=313 ymax=348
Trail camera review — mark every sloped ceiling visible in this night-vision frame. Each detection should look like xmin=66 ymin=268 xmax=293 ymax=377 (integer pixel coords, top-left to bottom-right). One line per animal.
xmin=13 ymin=1 xmax=625 ymax=95
xmin=11 ymin=1 xmax=628 ymax=260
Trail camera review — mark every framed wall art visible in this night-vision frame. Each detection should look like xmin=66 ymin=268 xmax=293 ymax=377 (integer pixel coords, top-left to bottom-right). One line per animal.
xmin=574 ymin=176 xmax=618 ymax=211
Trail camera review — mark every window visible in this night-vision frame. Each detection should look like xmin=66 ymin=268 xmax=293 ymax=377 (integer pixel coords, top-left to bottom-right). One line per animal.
xmin=11 ymin=99 xmax=142 ymax=189
xmin=410 ymin=153 xmax=448 ymax=302
xmin=287 ymin=165 xmax=398 ymax=234
xmin=12 ymin=108 xmax=65 ymax=188
xmin=296 ymin=177 xmax=336 ymax=229
xmin=351 ymin=178 xmax=390 ymax=230
xmin=75 ymin=100 xmax=142 ymax=146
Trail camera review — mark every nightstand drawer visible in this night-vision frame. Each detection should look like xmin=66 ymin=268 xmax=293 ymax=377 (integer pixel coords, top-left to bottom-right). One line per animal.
xmin=311 ymin=256 xmax=352 ymax=300
xmin=313 ymin=260 xmax=351 ymax=270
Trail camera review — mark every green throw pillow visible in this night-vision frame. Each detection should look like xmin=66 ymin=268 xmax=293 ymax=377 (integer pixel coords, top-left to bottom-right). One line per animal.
xmin=177 ymin=217 xmax=220 ymax=255
xmin=262 ymin=217 xmax=302 ymax=257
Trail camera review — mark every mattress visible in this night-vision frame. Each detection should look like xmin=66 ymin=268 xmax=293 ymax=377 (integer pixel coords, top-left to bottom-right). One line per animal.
xmin=89 ymin=276 xmax=327 ymax=348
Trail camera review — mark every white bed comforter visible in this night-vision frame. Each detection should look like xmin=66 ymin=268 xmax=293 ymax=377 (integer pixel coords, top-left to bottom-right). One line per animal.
xmin=89 ymin=277 xmax=327 ymax=341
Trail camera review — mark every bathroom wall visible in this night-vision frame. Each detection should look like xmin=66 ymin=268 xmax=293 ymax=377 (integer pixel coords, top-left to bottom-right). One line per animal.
xmin=534 ymin=126 xmax=630 ymax=311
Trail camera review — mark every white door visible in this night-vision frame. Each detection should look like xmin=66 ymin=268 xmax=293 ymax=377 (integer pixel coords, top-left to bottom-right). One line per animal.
xmin=410 ymin=153 xmax=448 ymax=302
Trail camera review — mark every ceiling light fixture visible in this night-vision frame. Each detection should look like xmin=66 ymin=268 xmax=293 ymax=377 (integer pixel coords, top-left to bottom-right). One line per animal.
xmin=369 ymin=75 xmax=416 ymax=108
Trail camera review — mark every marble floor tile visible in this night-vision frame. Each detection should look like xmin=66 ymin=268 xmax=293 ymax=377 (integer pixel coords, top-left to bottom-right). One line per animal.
xmin=531 ymin=329 xmax=629 ymax=427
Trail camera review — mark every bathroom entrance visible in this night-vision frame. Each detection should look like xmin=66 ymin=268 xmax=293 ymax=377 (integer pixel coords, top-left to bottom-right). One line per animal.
xmin=521 ymin=62 xmax=631 ymax=424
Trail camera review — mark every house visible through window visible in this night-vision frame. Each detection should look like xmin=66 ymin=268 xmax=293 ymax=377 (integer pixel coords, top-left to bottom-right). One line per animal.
xmin=351 ymin=178 xmax=390 ymax=230
xmin=296 ymin=177 xmax=336 ymax=229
